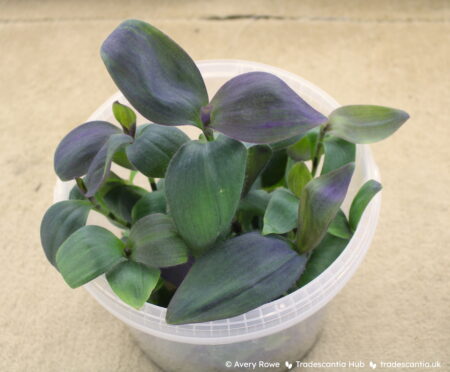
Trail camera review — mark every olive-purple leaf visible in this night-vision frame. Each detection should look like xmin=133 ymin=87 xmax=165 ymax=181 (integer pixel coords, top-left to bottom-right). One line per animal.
xmin=297 ymin=233 xmax=349 ymax=287
xmin=106 ymin=261 xmax=160 ymax=309
xmin=126 ymin=124 xmax=190 ymax=178
xmin=349 ymin=180 xmax=382 ymax=231
xmin=297 ymin=163 xmax=355 ymax=253
xmin=84 ymin=133 xmax=133 ymax=197
xmin=129 ymin=213 xmax=189 ymax=268
xmin=208 ymin=72 xmax=327 ymax=144
xmin=56 ymin=226 xmax=126 ymax=288
xmin=242 ymin=144 xmax=272 ymax=196
xmin=166 ymin=233 xmax=306 ymax=324
xmin=101 ymin=19 xmax=208 ymax=127
xmin=165 ymin=135 xmax=247 ymax=256
xmin=321 ymin=137 xmax=356 ymax=175
xmin=54 ymin=121 xmax=120 ymax=181
xmin=40 ymin=200 xmax=91 ymax=267
xmin=328 ymin=105 xmax=409 ymax=144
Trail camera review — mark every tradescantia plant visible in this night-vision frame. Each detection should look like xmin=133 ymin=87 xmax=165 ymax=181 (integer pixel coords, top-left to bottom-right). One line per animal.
xmin=40 ymin=19 xmax=409 ymax=325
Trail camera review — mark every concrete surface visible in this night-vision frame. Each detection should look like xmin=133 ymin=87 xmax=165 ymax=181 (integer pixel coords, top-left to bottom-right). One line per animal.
xmin=0 ymin=1 xmax=448 ymax=371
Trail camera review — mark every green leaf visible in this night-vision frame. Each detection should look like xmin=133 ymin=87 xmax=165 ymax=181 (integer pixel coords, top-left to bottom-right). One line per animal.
xmin=328 ymin=105 xmax=409 ymax=144
xmin=297 ymin=234 xmax=348 ymax=287
xmin=126 ymin=124 xmax=190 ymax=178
xmin=89 ymin=173 xmax=125 ymax=208
xmin=69 ymin=173 xmax=126 ymax=204
xmin=131 ymin=190 xmax=166 ymax=223
xmin=242 ymin=144 xmax=272 ymax=196
xmin=287 ymin=128 xmax=319 ymax=161
xmin=148 ymin=277 xmax=176 ymax=307
xmin=112 ymin=147 xmax=136 ymax=170
xmin=166 ymin=233 xmax=307 ymax=324
xmin=239 ymin=190 xmax=271 ymax=216
xmin=349 ymin=180 xmax=382 ymax=231
xmin=269 ymin=133 xmax=304 ymax=151
xmin=321 ymin=137 xmax=356 ymax=175
xmin=106 ymin=261 xmax=160 ymax=309
xmin=112 ymin=124 xmax=151 ymax=170
xmin=328 ymin=209 xmax=352 ymax=239
xmin=129 ymin=214 xmax=189 ymax=268
xmin=297 ymin=163 xmax=355 ymax=253
xmin=101 ymin=20 xmax=208 ymax=127
xmin=287 ymin=162 xmax=312 ymax=198
xmin=284 ymin=156 xmax=295 ymax=185
xmin=112 ymin=101 xmax=136 ymax=131
xmin=287 ymin=136 xmax=312 ymax=161
xmin=238 ymin=190 xmax=271 ymax=232
xmin=165 ymin=135 xmax=247 ymax=256
xmin=84 ymin=133 xmax=133 ymax=197
xmin=103 ymin=184 xmax=148 ymax=224
xmin=69 ymin=184 xmax=86 ymax=201
xmin=263 ymin=189 xmax=299 ymax=235
xmin=56 ymin=226 xmax=126 ymax=288
xmin=156 ymin=178 xmax=165 ymax=191
xmin=260 ymin=149 xmax=288 ymax=188
xmin=40 ymin=200 xmax=91 ymax=266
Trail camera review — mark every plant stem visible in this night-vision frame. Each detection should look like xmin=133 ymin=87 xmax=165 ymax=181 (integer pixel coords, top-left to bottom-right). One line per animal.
xmin=203 ymin=127 xmax=215 ymax=142
xmin=90 ymin=198 xmax=130 ymax=228
xmin=75 ymin=177 xmax=88 ymax=193
xmin=296 ymin=123 xmax=329 ymax=252
xmin=129 ymin=170 xmax=137 ymax=183
xmin=199 ymin=105 xmax=214 ymax=141
xmin=103 ymin=208 xmax=131 ymax=229
xmin=148 ymin=177 xmax=157 ymax=191
xmin=75 ymin=177 xmax=131 ymax=229
xmin=310 ymin=123 xmax=330 ymax=177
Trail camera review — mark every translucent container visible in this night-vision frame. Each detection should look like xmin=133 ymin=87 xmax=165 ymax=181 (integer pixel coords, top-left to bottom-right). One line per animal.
xmin=54 ymin=60 xmax=381 ymax=372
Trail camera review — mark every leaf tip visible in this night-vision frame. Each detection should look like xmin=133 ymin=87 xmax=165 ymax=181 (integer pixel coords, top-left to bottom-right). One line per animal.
xmin=165 ymin=308 xmax=184 ymax=325
xmin=336 ymin=162 xmax=355 ymax=180
xmin=369 ymin=179 xmax=383 ymax=191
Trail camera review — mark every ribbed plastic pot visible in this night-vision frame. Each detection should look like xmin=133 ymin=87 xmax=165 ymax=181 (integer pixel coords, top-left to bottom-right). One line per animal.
xmin=53 ymin=60 xmax=381 ymax=372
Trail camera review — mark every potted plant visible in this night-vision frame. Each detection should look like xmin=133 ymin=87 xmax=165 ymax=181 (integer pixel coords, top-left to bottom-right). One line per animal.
xmin=41 ymin=20 xmax=409 ymax=371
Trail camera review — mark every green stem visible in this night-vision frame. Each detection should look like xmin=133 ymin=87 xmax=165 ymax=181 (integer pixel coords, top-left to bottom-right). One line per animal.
xmin=75 ymin=177 xmax=87 ymax=194
xmin=75 ymin=177 xmax=131 ymax=229
xmin=129 ymin=170 xmax=138 ymax=184
xmin=90 ymin=199 xmax=130 ymax=229
xmin=310 ymin=123 xmax=330 ymax=177
xmin=296 ymin=123 xmax=330 ymax=252
xmin=148 ymin=177 xmax=157 ymax=191
xmin=103 ymin=208 xmax=131 ymax=229
xmin=203 ymin=127 xmax=215 ymax=142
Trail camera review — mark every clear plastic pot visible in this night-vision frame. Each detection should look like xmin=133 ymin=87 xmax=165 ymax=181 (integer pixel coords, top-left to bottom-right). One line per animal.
xmin=54 ymin=60 xmax=381 ymax=372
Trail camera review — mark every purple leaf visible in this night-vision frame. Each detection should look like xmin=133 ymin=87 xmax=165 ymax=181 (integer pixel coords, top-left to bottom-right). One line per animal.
xmin=54 ymin=121 xmax=120 ymax=181
xmin=297 ymin=163 xmax=355 ymax=253
xmin=84 ymin=134 xmax=133 ymax=197
xmin=126 ymin=124 xmax=190 ymax=178
xmin=208 ymin=72 xmax=327 ymax=144
xmin=101 ymin=20 xmax=208 ymax=127
xmin=40 ymin=200 xmax=91 ymax=267
xmin=161 ymin=257 xmax=195 ymax=287
xmin=166 ymin=232 xmax=307 ymax=324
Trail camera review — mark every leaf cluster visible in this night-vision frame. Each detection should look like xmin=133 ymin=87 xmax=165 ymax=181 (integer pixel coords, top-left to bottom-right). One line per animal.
xmin=41 ymin=20 xmax=408 ymax=324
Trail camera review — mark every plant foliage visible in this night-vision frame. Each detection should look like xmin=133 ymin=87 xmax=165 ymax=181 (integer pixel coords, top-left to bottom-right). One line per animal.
xmin=41 ymin=19 xmax=408 ymax=324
